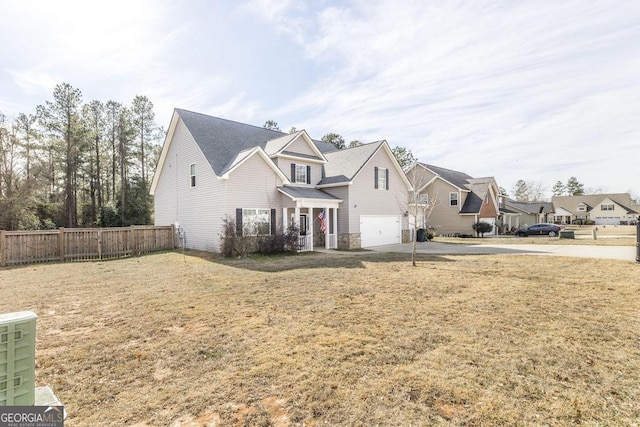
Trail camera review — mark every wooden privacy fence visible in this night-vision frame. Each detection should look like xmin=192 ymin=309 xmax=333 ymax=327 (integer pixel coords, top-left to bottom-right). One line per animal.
xmin=0 ymin=226 xmax=176 ymax=266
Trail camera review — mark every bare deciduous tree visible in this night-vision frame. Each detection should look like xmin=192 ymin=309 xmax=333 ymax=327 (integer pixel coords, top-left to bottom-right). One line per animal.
xmin=402 ymin=162 xmax=441 ymax=266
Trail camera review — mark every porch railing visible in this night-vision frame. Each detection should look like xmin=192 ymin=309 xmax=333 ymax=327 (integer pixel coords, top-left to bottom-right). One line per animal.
xmin=298 ymin=235 xmax=312 ymax=252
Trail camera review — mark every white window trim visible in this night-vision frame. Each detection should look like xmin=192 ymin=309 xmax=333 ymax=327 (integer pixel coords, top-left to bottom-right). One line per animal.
xmin=295 ymin=164 xmax=307 ymax=184
xmin=449 ymin=192 xmax=458 ymax=207
xmin=378 ymin=167 xmax=387 ymax=190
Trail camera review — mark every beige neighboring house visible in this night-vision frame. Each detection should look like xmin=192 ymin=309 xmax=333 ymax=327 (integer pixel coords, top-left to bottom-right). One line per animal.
xmin=501 ymin=199 xmax=555 ymax=229
xmin=150 ymin=109 xmax=412 ymax=252
xmin=551 ymin=193 xmax=639 ymax=225
xmin=405 ymin=163 xmax=502 ymax=236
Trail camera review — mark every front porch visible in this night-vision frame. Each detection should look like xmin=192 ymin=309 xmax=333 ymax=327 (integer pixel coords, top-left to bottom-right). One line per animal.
xmin=283 ymin=206 xmax=338 ymax=252
xmin=278 ymin=186 xmax=342 ymax=252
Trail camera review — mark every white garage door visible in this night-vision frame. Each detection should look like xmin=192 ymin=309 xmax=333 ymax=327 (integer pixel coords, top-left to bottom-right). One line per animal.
xmin=360 ymin=215 xmax=402 ymax=247
xmin=595 ymin=217 xmax=621 ymax=225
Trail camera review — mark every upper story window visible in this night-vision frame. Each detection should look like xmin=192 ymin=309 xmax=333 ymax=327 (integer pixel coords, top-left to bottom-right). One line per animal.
xmin=296 ymin=164 xmax=307 ymax=183
xmin=375 ymin=167 xmax=389 ymax=190
xmin=450 ymin=192 xmax=458 ymax=207
xmin=577 ymin=204 xmax=587 ymax=212
xmin=601 ymin=204 xmax=614 ymax=211
xmin=291 ymin=163 xmax=311 ymax=184
xmin=190 ymin=163 xmax=196 ymax=187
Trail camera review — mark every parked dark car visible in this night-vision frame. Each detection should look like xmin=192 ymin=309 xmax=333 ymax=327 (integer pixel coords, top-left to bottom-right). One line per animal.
xmin=515 ymin=223 xmax=563 ymax=237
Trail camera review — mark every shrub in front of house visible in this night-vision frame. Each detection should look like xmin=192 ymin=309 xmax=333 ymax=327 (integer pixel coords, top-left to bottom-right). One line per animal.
xmin=472 ymin=221 xmax=494 ymax=237
xmin=220 ymin=216 xmax=300 ymax=257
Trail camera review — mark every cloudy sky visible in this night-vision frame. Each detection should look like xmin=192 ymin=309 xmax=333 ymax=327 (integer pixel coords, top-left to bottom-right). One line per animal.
xmin=1 ymin=0 xmax=639 ymax=197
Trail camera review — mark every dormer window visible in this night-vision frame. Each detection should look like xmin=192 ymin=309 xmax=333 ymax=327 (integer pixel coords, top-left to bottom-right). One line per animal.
xmin=577 ymin=204 xmax=587 ymax=212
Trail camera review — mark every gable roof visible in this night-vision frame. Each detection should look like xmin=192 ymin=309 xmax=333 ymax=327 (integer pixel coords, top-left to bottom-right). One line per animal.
xmin=420 ymin=163 xmax=474 ymax=190
xmin=176 ymin=109 xmax=287 ymax=176
xmin=461 ymin=177 xmax=495 ymax=214
xmin=264 ymin=130 xmax=327 ymax=162
xmin=551 ymin=193 xmax=637 ymax=215
xmin=219 ymin=147 xmax=290 ymax=182
xmin=151 ymin=109 xmax=411 ymax=195
xmin=318 ymin=141 xmax=412 ymax=189
xmin=411 ymin=163 xmax=498 ymax=215
xmin=505 ymin=199 xmax=554 ymax=214
xmin=319 ymin=141 xmax=384 ymax=185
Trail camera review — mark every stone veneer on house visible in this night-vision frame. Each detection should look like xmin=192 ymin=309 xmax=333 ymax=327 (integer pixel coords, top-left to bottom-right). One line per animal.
xmin=338 ymin=233 xmax=361 ymax=250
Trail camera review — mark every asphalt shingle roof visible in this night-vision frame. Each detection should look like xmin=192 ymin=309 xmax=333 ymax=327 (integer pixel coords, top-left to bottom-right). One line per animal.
xmin=177 ymin=109 xmax=286 ymax=176
xmin=420 ymin=163 xmax=473 ymax=189
xmin=278 ymin=187 xmax=341 ymax=200
xmin=319 ymin=141 xmax=384 ymax=186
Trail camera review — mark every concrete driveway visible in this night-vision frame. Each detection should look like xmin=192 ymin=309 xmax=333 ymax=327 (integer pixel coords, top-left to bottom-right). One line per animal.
xmin=367 ymin=241 xmax=637 ymax=261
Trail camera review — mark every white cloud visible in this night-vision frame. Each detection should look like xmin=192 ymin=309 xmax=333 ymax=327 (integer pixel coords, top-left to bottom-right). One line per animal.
xmin=264 ymin=0 xmax=640 ymax=193
xmin=1 ymin=0 xmax=639 ymax=195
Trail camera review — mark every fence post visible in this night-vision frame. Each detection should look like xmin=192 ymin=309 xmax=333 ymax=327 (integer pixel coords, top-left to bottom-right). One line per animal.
xmin=0 ymin=230 xmax=6 ymax=267
xmin=171 ymin=224 xmax=176 ymax=249
xmin=97 ymin=229 xmax=103 ymax=260
xmin=58 ymin=228 xmax=65 ymax=262
xmin=131 ymin=225 xmax=139 ymax=256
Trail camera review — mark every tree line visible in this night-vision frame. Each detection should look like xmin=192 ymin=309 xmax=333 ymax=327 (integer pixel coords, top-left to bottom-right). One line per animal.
xmin=509 ymin=176 xmax=623 ymax=203
xmin=0 ymin=83 xmax=163 ymax=231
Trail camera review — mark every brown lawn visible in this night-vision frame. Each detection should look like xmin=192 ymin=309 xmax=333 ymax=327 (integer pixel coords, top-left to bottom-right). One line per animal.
xmin=1 ymin=251 xmax=639 ymax=426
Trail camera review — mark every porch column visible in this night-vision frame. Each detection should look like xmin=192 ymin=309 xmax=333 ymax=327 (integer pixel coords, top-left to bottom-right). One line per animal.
xmin=332 ymin=208 xmax=338 ymax=249
xmin=324 ymin=206 xmax=330 ymax=249
xmin=294 ymin=206 xmax=300 ymax=229
xmin=282 ymin=208 xmax=287 ymax=234
xmin=308 ymin=208 xmax=314 ymax=251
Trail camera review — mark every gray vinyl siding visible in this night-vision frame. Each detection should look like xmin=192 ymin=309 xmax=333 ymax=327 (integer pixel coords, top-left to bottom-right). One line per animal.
xmin=153 ymin=117 xmax=224 ymax=251
xmin=322 ymin=185 xmax=350 ymax=233
xmin=225 ymin=153 xmax=285 ymax=229
xmin=346 ymin=148 xmax=408 ymax=233
xmin=287 ymin=137 xmax=317 ymax=157
xmin=277 ymin=158 xmax=321 ymax=186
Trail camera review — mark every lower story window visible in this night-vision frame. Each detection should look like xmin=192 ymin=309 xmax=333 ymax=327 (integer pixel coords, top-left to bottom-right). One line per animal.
xmin=243 ymin=208 xmax=271 ymax=235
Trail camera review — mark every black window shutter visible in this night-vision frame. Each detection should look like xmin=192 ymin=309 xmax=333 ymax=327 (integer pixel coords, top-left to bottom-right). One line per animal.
xmin=236 ymin=208 xmax=243 ymax=236
xmin=270 ymin=209 xmax=276 ymax=235
xmin=306 ymin=166 xmax=311 ymax=184
xmin=385 ymin=168 xmax=389 ymax=190
xmin=291 ymin=164 xmax=296 ymax=182
xmin=374 ymin=167 xmax=379 ymax=189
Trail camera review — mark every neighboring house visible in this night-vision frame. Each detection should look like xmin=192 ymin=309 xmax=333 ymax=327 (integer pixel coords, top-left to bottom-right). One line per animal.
xmin=501 ymin=199 xmax=555 ymax=229
xmin=405 ymin=163 xmax=502 ymax=236
xmin=150 ymin=109 xmax=411 ymax=252
xmin=551 ymin=193 xmax=639 ymax=225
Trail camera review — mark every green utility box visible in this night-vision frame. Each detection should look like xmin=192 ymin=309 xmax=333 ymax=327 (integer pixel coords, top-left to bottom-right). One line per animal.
xmin=0 ymin=311 xmax=37 ymax=406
